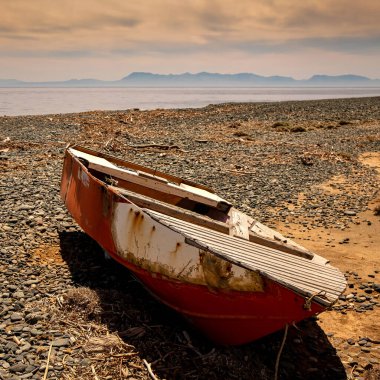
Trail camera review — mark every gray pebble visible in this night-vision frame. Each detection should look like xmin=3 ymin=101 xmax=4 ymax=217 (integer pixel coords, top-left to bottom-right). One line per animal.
xmin=52 ymin=338 xmax=70 ymax=347
xmin=10 ymin=313 xmax=23 ymax=322
xmin=9 ymin=363 xmax=28 ymax=373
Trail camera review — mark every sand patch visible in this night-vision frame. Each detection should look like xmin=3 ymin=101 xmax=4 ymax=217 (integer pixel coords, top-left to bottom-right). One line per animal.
xmin=31 ymin=244 xmax=65 ymax=266
xmin=275 ymin=151 xmax=380 ymax=345
xmin=359 ymin=152 xmax=380 ymax=172
xmin=313 ymin=175 xmax=347 ymax=195
xmin=360 ymin=151 xmax=380 ymax=215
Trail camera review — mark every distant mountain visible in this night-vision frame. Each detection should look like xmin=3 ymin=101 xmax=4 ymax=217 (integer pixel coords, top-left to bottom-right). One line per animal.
xmin=1 ymin=72 xmax=379 ymax=87
xmin=305 ymin=74 xmax=373 ymax=85
xmin=120 ymin=72 xmax=298 ymax=86
xmin=0 ymin=79 xmax=26 ymax=86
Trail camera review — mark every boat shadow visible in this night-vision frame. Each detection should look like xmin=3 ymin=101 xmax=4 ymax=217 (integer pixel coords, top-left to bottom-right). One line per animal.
xmin=59 ymin=230 xmax=347 ymax=380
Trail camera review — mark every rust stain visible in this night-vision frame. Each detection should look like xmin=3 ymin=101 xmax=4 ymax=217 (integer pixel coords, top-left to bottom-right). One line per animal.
xmin=169 ymin=242 xmax=182 ymax=257
xmin=131 ymin=210 xmax=144 ymax=231
xmin=113 ymin=205 xmax=264 ymax=292
xmin=200 ymin=250 xmax=234 ymax=289
xmin=228 ymin=270 xmax=264 ymax=292
xmin=125 ymin=208 xmax=147 ymax=259
xmin=200 ymin=250 xmax=264 ymax=292
xmin=124 ymin=252 xmax=180 ymax=279
xmin=120 ymin=244 xmax=263 ymax=292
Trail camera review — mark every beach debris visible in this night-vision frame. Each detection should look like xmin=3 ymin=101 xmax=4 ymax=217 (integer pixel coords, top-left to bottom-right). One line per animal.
xmin=300 ymin=154 xmax=314 ymax=166
xmin=1 ymin=99 xmax=380 ymax=379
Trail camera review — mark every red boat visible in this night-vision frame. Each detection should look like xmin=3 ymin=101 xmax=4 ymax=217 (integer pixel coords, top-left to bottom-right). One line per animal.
xmin=60 ymin=145 xmax=346 ymax=345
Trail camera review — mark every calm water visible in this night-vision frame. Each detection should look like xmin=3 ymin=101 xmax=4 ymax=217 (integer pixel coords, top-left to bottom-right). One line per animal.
xmin=1 ymin=87 xmax=380 ymax=116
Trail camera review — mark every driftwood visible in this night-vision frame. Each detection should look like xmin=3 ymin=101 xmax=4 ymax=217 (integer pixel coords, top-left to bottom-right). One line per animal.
xmin=42 ymin=343 xmax=53 ymax=380
xmin=128 ymin=144 xmax=181 ymax=150
xmin=143 ymin=359 xmax=158 ymax=380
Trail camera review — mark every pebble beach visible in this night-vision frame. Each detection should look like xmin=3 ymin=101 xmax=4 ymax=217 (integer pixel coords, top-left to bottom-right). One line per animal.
xmin=1 ymin=97 xmax=380 ymax=379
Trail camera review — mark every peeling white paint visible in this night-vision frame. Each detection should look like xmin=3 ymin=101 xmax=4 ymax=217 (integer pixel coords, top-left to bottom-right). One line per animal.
xmin=111 ymin=201 xmax=264 ymax=291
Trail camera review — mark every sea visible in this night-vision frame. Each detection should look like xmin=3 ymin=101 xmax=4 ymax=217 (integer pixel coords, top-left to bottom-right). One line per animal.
xmin=1 ymin=87 xmax=380 ymax=116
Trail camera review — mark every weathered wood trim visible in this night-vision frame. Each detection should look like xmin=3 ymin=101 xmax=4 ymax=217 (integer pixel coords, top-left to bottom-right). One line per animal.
xmin=111 ymin=186 xmax=230 ymax=234
xmin=248 ymin=233 xmax=314 ymax=260
xmin=90 ymin=161 xmax=221 ymax=208
xmin=70 ymin=147 xmax=230 ymax=209
xmin=69 ymin=144 xmax=213 ymax=191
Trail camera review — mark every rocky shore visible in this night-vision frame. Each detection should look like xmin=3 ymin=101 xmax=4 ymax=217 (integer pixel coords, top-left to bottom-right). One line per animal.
xmin=1 ymin=97 xmax=379 ymax=379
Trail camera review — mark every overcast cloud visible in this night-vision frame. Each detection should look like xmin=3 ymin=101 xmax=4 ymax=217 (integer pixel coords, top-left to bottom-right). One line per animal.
xmin=0 ymin=0 xmax=379 ymax=80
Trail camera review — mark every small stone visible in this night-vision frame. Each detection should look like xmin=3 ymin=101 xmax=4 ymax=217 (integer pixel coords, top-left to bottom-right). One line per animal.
xmin=12 ymin=325 xmax=24 ymax=333
xmin=5 ymin=341 xmax=18 ymax=352
xmin=80 ymin=358 xmax=91 ymax=366
xmin=24 ymin=364 xmax=36 ymax=373
xmin=19 ymin=204 xmax=35 ymax=211
xmin=20 ymin=342 xmax=31 ymax=352
xmin=25 ymin=313 xmax=45 ymax=325
xmin=13 ymin=291 xmax=25 ymax=299
xmin=344 ymin=210 xmax=356 ymax=216
xmin=2 ymin=361 xmax=10 ymax=369
xmin=10 ymin=312 xmax=23 ymax=322
xmin=52 ymin=338 xmax=70 ymax=347
xmin=9 ymin=363 xmax=27 ymax=373
xmin=30 ymin=328 xmax=41 ymax=336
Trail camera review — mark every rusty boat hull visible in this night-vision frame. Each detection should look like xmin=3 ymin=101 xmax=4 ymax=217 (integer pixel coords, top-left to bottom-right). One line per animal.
xmin=60 ymin=146 xmax=346 ymax=345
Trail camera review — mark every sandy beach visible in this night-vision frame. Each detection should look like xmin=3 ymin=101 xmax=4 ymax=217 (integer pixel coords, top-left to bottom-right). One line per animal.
xmin=1 ymin=97 xmax=379 ymax=379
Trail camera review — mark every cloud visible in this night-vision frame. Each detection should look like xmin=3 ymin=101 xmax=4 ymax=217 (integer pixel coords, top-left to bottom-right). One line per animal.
xmin=0 ymin=49 xmax=98 ymax=58
xmin=2 ymin=0 xmax=379 ymax=44
xmin=278 ymin=1 xmax=380 ymax=32
xmin=1 ymin=1 xmax=142 ymax=37
xmin=1 ymin=33 xmax=379 ymax=60
xmin=227 ymin=35 xmax=380 ymax=55
xmin=0 ymin=0 xmax=379 ymax=80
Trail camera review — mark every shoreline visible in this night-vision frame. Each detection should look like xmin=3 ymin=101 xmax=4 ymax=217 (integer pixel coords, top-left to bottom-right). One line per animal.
xmin=1 ymin=97 xmax=380 ymax=379
xmin=1 ymin=89 xmax=380 ymax=117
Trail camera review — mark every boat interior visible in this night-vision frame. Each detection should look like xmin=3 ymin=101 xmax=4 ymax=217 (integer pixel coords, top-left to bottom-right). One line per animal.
xmin=69 ymin=146 xmax=322 ymax=262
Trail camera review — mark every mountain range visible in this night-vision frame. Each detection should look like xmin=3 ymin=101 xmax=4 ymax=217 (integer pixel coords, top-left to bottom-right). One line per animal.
xmin=1 ymin=72 xmax=379 ymax=87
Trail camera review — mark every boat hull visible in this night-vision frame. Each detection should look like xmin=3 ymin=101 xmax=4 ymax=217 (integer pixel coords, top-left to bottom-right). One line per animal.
xmin=61 ymin=150 xmax=325 ymax=345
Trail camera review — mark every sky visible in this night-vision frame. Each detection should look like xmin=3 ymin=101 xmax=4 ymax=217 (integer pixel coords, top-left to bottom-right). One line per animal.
xmin=1 ymin=0 xmax=379 ymax=81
